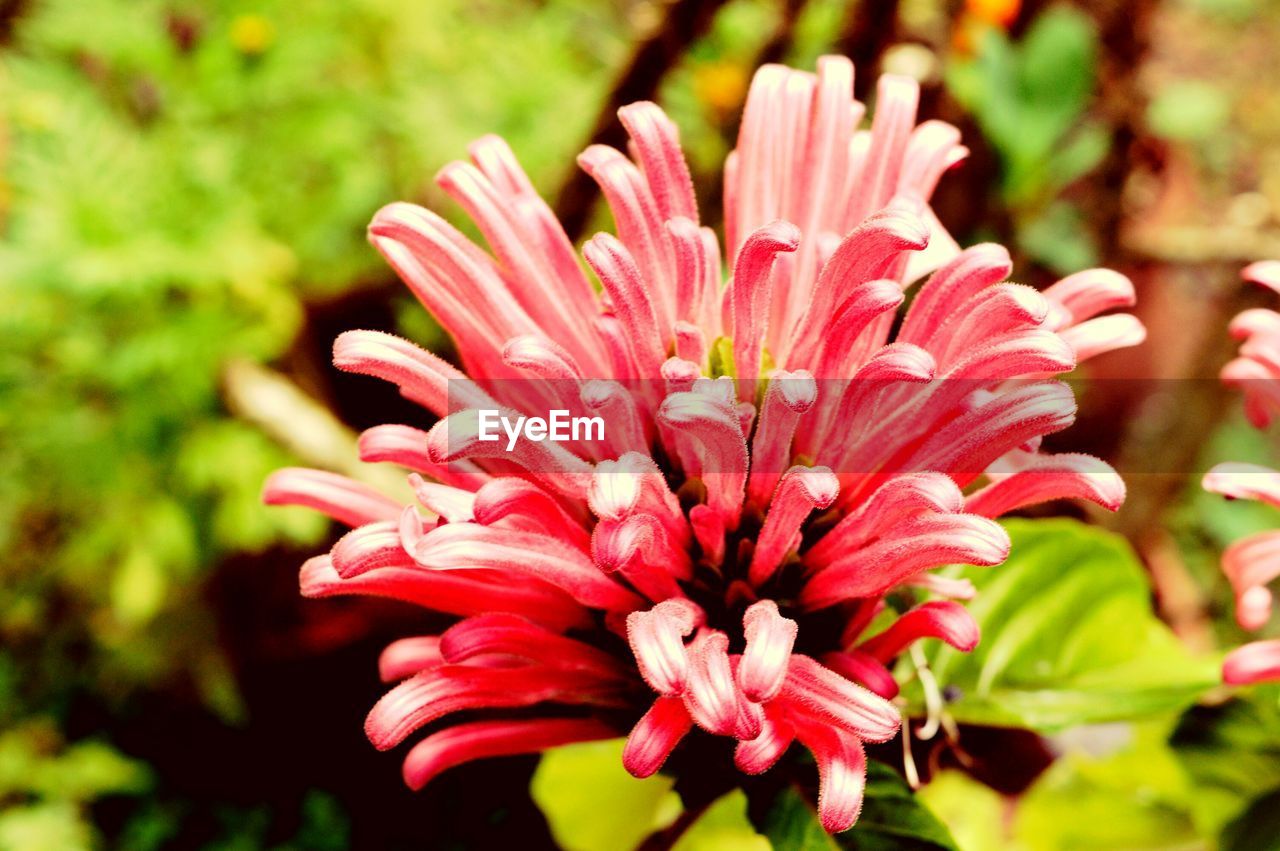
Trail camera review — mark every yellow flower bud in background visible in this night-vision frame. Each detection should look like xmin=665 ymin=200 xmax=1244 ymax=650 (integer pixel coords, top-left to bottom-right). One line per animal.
xmin=230 ymin=14 xmax=275 ymax=56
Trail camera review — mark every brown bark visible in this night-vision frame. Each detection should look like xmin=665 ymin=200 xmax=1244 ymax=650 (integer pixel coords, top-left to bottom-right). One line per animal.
xmin=834 ymin=0 xmax=901 ymax=101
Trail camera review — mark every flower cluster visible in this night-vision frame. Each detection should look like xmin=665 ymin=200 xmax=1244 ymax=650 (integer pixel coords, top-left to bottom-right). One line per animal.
xmin=264 ymin=57 xmax=1142 ymax=832
xmin=1203 ymin=261 xmax=1280 ymax=686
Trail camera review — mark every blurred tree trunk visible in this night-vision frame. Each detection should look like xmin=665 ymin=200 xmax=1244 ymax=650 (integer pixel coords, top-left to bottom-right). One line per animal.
xmin=835 ymin=0 xmax=901 ymax=101
xmin=0 ymin=0 xmax=26 ymax=44
xmin=1042 ymin=0 xmax=1164 ymax=505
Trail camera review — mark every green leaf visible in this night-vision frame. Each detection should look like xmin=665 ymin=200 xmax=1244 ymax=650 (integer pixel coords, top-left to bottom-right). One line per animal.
xmin=1014 ymin=720 xmax=1199 ymax=850
xmin=672 ymin=789 xmax=770 ymax=851
xmin=1018 ymin=7 xmax=1097 ymax=120
xmin=0 ymin=802 xmax=93 ymax=851
xmin=1016 ymin=201 xmax=1098 ymax=274
xmin=915 ymin=771 xmax=1007 ymax=850
xmin=1172 ymin=686 xmax=1280 ymax=837
xmin=1146 ymin=81 xmax=1232 ymax=142
xmin=529 ymin=738 xmax=681 ymax=851
xmin=109 ymin=549 xmax=168 ymax=627
xmin=846 ymin=763 xmax=960 ymax=850
xmin=760 ymin=763 xmax=958 ymax=850
xmin=1222 ymin=786 xmax=1280 ymax=851
xmin=908 ymin=519 xmax=1218 ymax=731
xmin=944 ymin=6 xmax=1102 ymax=209
xmin=759 ymin=786 xmax=837 ymax=851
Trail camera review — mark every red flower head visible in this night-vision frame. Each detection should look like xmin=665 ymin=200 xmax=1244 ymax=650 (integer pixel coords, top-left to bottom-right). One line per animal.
xmin=265 ymin=57 xmax=1139 ymax=832
xmin=1204 ymin=261 xmax=1280 ymax=687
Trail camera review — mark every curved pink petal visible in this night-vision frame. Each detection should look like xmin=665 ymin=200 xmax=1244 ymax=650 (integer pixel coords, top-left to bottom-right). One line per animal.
xmin=1223 ymin=639 xmax=1280 ymax=685
xmin=402 ymin=718 xmax=617 ymax=791
xmin=858 ymin=600 xmax=980 ymax=661
xmin=263 ymin=468 xmax=401 ymax=529
xmin=623 ymin=696 xmax=694 ymax=778
xmin=379 ymin=636 xmax=444 ymax=683
xmin=738 ymin=600 xmax=799 ymax=702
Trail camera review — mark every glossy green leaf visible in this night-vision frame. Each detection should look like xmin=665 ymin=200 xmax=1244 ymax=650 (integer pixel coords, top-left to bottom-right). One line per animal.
xmin=530 ymin=738 xmax=681 ymax=851
xmin=673 ymin=789 xmax=770 ymax=851
xmin=760 ymin=763 xmax=958 ymax=851
xmin=908 ymin=519 xmax=1219 ymax=731
xmin=759 ymin=787 xmax=838 ymax=851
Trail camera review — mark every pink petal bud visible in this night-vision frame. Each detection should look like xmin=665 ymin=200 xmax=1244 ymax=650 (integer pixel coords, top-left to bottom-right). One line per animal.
xmin=626 ymin=599 xmax=704 ymax=695
xmin=581 ymin=216 xmax=669 ymax=373
xmin=734 ymin=705 xmax=795 ymax=774
xmin=747 ymin=370 xmax=818 ymax=506
xmin=899 ymin=244 xmax=1012 ymax=347
xmin=1203 ymin=462 xmax=1280 ymax=509
xmin=1221 ymin=530 xmax=1280 ymax=631
xmin=858 ymin=601 xmax=980 ymax=661
xmin=472 ymin=478 xmax=591 ymax=549
xmin=409 ymin=523 xmax=643 ymax=612
xmin=1223 ymin=639 xmax=1280 ymax=685
xmin=850 ymin=73 xmax=920 ymax=216
xmin=660 ymin=393 xmax=749 ymax=532
xmin=793 ymin=716 xmax=868 ymax=833
xmin=738 ymin=601 xmax=798 ymax=702
xmin=802 ymin=514 xmax=1009 ymax=608
xmin=821 ymin=651 xmax=900 ymax=699
xmin=501 ymin=335 xmax=584 ymax=381
xmin=965 ymin=453 xmax=1126 ymax=517
xmin=402 ymin=718 xmax=617 ymax=791
xmin=332 ymin=521 xmax=414 ymax=578
xmin=358 ymin=425 xmax=491 ymax=490
xmin=780 ymin=656 xmax=901 ymax=743
xmin=1059 ymin=314 xmax=1147 ymax=362
xmin=379 ymin=637 xmax=444 ymax=683
xmin=365 ymin=666 xmax=625 ymax=751
xmin=263 ymin=468 xmax=401 ymax=529
xmin=1042 ymin=268 xmax=1136 ymax=326
xmin=808 ymin=472 xmax=965 ymax=566
xmin=408 ymin=474 xmax=476 ymax=522
xmin=682 ymin=631 xmax=743 ymax=735
xmin=333 ymin=329 xmax=466 ymax=415
xmin=749 ymin=466 xmax=839 ymax=586
xmin=301 ymin=554 xmax=588 ymax=631
xmin=440 ymin=614 xmax=625 ymax=678
xmin=1244 ymin=260 xmax=1280 ymax=294
xmin=619 ymin=101 xmax=699 ymax=224
xmin=623 ymin=696 xmax=694 ymax=778
xmin=729 ymin=221 xmax=801 ymax=397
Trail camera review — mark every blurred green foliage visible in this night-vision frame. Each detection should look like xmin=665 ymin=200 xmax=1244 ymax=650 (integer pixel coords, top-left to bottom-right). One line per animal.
xmin=0 ymin=720 xmax=150 ymax=851
xmin=0 ymin=0 xmax=625 ymax=705
xmin=945 ymin=7 xmax=1109 ymax=272
xmin=1173 ymin=685 xmax=1280 ymax=841
xmin=1 ymin=0 xmax=626 ymax=844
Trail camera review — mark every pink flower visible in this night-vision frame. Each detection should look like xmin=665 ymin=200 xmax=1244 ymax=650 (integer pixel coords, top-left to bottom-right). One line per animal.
xmin=1203 ymin=261 xmax=1280 ymax=686
xmin=264 ymin=57 xmax=1139 ymax=832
